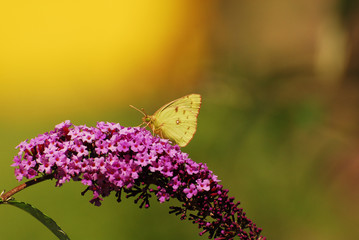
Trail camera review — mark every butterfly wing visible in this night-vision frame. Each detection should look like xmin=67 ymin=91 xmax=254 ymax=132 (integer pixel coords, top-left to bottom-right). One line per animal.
xmin=152 ymin=94 xmax=201 ymax=147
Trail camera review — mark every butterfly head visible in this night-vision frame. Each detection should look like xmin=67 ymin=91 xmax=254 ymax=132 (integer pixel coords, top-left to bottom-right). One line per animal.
xmin=142 ymin=116 xmax=152 ymax=123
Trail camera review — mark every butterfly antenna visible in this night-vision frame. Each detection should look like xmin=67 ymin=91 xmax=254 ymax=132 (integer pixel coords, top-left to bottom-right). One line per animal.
xmin=129 ymin=104 xmax=146 ymax=117
xmin=130 ymin=105 xmax=150 ymax=128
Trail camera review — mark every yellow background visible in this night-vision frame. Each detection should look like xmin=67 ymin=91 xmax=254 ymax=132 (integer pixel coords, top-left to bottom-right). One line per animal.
xmin=0 ymin=0 xmax=209 ymax=123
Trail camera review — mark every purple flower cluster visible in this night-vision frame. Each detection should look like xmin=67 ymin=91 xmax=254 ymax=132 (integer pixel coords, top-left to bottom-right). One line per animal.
xmin=12 ymin=121 xmax=265 ymax=240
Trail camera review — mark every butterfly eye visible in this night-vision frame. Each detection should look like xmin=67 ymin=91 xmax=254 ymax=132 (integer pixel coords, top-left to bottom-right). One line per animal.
xmin=145 ymin=117 xmax=151 ymax=122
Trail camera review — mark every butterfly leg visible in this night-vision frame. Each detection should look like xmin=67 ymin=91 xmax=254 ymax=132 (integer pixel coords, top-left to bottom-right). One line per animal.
xmin=136 ymin=122 xmax=146 ymax=128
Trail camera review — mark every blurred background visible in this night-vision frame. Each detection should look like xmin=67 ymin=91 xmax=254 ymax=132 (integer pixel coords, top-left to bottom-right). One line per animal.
xmin=0 ymin=0 xmax=358 ymax=239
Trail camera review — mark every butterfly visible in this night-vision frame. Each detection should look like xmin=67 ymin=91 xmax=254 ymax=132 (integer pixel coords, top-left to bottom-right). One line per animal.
xmin=130 ymin=94 xmax=201 ymax=147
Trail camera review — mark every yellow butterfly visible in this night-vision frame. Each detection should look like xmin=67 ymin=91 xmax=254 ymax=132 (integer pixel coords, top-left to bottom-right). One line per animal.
xmin=130 ymin=94 xmax=201 ymax=147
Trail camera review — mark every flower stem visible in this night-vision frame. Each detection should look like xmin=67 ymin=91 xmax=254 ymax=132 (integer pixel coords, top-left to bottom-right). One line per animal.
xmin=1 ymin=174 xmax=54 ymax=202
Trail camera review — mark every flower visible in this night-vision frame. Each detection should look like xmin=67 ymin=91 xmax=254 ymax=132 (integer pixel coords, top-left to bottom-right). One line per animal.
xmin=196 ymin=179 xmax=211 ymax=192
xmin=183 ymin=183 xmax=198 ymax=198
xmin=12 ymin=120 xmax=265 ymax=240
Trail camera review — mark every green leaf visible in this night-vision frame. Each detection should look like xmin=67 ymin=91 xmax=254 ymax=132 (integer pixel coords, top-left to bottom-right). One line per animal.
xmin=6 ymin=200 xmax=70 ymax=240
